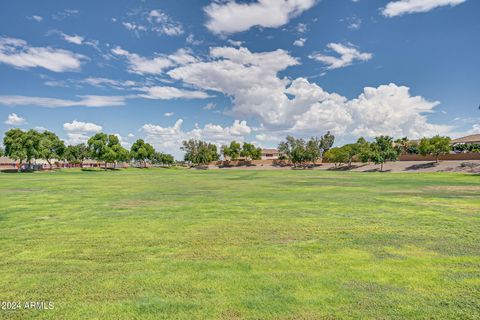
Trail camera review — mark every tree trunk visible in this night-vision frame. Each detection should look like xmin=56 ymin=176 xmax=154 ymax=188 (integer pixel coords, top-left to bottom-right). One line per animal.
xmin=104 ymin=162 xmax=108 ymax=170
xmin=435 ymin=155 xmax=439 ymax=163
xmin=47 ymin=159 xmax=52 ymax=170
xmin=380 ymin=162 xmax=384 ymax=172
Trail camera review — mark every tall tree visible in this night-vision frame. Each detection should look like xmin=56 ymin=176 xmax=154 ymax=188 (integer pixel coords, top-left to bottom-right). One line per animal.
xmin=278 ymin=136 xmax=320 ymax=167
xmin=153 ymin=152 xmax=175 ymax=166
xmin=3 ymin=129 xmax=26 ymax=171
xmin=65 ymin=144 xmax=89 ymax=166
xmin=221 ymin=141 xmax=241 ymax=161
xmin=182 ymin=139 xmax=219 ymax=166
xmin=39 ymin=131 xmax=65 ymax=169
xmin=130 ymin=139 xmax=155 ymax=168
xmin=367 ymin=136 xmax=398 ymax=172
xmin=88 ymin=133 xmax=128 ymax=170
xmin=419 ymin=135 xmax=452 ymax=163
xmin=319 ymin=131 xmax=335 ymax=155
xmin=240 ymin=142 xmax=262 ymax=161
xmin=24 ymin=130 xmax=42 ymax=169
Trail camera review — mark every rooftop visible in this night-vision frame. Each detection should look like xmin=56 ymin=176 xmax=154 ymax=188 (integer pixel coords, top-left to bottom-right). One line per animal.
xmin=452 ymin=134 xmax=480 ymax=144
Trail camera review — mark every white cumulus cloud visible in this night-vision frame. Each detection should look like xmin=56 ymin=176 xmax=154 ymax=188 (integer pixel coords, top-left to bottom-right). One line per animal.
xmin=4 ymin=113 xmax=26 ymax=125
xmin=204 ymin=0 xmax=317 ymax=34
xmin=63 ymin=120 xmax=102 ymax=133
xmin=0 ymin=37 xmax=84 ymax=72
xmin=309 ymin=43 xmax=372 ymax=70
xmin=382 ymin=0 xmax=466 ymax=17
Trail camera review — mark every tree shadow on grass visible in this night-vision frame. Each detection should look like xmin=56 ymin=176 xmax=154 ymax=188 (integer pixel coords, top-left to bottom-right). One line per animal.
xmin=404 ymin=162 xmax=438 ymax=171
xmin=363 ymin=168 xmax=392 ymax=173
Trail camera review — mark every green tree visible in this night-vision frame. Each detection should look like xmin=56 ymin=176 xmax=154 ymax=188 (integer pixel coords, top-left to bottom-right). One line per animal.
xmin=278 ymin=136 xmax=305 ymax=166
xmin=3 ymin=128 xmax=26 ymax=171
xmin=88 ymin=133 xmax=128 ymax=170
xmin=368 ymin=136 xmax=398 ymax=172
xmin=278 ymin=136 xmax=320 ymax=167
xmin=181 ymin=139 xmax=219 ymax=166
xmin=153 ymin=152 xmax=175 ymax=166
xmin=221 ymin=141 xmax=241 ymax=161
xmin=323 ymin=147 xmax=349 ymax=167
xmin=65 ymin=144 xmax=89 ymax=166
xmin=24 ymin=130 xmax=42 ymax=169
xmin=419 ymin=135 xmax=452 ymax=163
xmin=304 ymin=138 xmax=320 ymax=163
xmin=0 ymin=147 xmax=4 ymax=157
xmin=240 ymin=142 xmax=262 ymax=161
xmin=319 ymin=131 xmax=335 ymax=155
xmin=130 ymin=139 xmax=155 ymax=168
xmin=38 ymin=131 xmax=65 ymax=169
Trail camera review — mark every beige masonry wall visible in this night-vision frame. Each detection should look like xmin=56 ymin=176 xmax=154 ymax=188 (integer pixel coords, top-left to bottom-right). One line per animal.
xmin=399 ymin=153 xmax=480 ymax=161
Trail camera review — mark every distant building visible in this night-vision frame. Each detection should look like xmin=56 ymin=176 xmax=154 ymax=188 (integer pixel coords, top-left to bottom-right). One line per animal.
xmin=261 ymin=148 xmax=280 ymax=160
xmin=451 ymin=134 xmax=480 ymax=145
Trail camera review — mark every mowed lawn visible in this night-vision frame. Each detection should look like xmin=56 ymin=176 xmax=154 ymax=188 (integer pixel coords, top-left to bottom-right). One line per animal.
xmin=1 ymin=169 xmax=479 ymax=319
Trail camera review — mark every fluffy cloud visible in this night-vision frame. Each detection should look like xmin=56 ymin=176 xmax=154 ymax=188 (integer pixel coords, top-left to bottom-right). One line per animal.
xmin=4 ymin=113 xmax=26 ymax=125
xmin=63 ymin=120 xmax=102 ymax=133
xmin=65 ymin=132 xmax=90 ymax=145
xmin=142 ymin=119 xmax=253 ymax=157
xmin=0 ymin=95 xmax=127 ymax=108
xmin=63 ymin=120 xmax=103 ymax=145
xmin=204 ymin=0 xmax=317 ymax=34
xmin=61 ymin=33 xmax=84 ymax=45
xmin=167 ymin=46 xmax=449 ymax=141
xmin=112 ymin=46 xmax=173 ymax=74
xmin=168 ymin=46 xmax=299 ymax=125
xmin=0 ymin=37 xmax=84 ymax=72
xmin=293 ymin=38 xmax=307 ymax=47
xmin=309 ymin=43 xmax=372 ymax=69
xmin=111 ymin=47 xmax=196 ymax=75
xmin=382 ymin=0 xmax=466 ymax=17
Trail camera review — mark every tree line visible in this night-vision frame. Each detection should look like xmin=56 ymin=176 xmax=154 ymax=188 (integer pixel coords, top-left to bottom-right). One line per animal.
xmin=323 ymin=135 xmax=452 ymax=171
xmin=2 ymin=128 xmax=174 ymax=171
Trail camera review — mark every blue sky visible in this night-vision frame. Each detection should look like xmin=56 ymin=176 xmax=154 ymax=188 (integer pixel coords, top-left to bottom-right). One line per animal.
xmin=0 ymin=0 xmax=479 ymax=157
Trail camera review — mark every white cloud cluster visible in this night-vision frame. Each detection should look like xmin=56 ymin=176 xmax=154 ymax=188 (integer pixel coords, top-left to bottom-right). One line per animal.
xmin=166 ymin=46 xmax=449 ymax=144
xmin=293 ymin=38 xmax=307 ymax=47
xmin=63 ymin=120 xmax=103 ymax=145
xmin=309 ymin=43 xmax=372 ymax=69
xmin=63 ymin=120 xmax=102 ymax=133
xmin=0 ymin=37 xmax=84 ymax=72
xmin=111 ymin=47 xmax=196 ymax=75
xmin=4 ymin=113 xmax=26 ymax=125
xmin=61 ymin=33 xmax=84 ymax=45
xmin=148 ymin=9 xmax=184 ymax=36
xmin=382 ymin=0 xmax=466 ymax=17
xmin=0 ymin=95 xmax=127 ymax=108
xmin=204 ymin=0 xmax=317 ymax=34
xmin=142 ymin=119 xmax=252 ymax=157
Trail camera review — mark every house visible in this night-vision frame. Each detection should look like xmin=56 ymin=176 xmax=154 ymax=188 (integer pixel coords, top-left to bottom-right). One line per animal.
xmin=261 ymin=148 xmax=281 ymax=160
xmin=0 ymin=156 xmax=18 ymax=169
xmin=451 ymin=134 xmax=480 ymax=145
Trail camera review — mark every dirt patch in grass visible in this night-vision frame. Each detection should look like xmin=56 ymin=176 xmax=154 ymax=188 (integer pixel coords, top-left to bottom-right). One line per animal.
xmin=423 ymin=186 xmax=480 ymax=192
xmin=110 ymin=199 xmax=162 ymax=209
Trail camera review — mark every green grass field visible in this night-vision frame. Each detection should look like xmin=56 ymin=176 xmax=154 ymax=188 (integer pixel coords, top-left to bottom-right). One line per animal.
xmin=1 ymin=168 xmax=479 ymax=319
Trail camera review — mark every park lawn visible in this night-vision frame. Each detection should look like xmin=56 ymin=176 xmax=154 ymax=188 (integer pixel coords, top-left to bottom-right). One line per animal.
xmin=0 ymin=168 xmax=479 ymax=319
